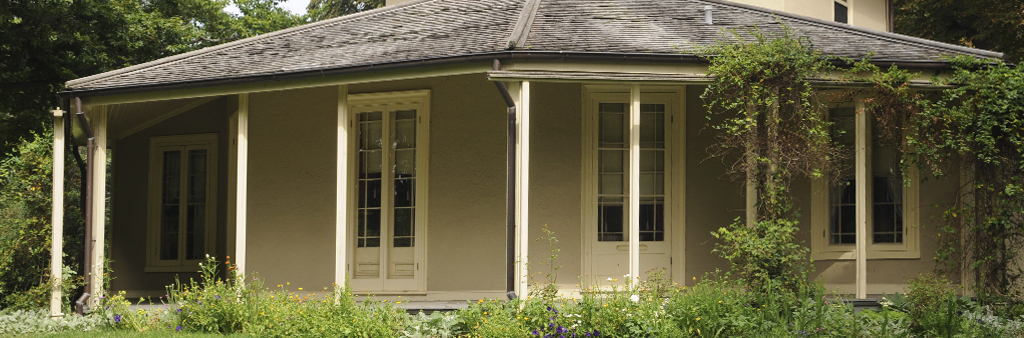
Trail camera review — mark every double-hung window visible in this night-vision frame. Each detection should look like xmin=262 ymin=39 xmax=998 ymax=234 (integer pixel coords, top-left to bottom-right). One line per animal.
xmin=811 ymin=107 xmax=919 ymax=260
xmin=147 ymin=134 xmax=218 ymax=271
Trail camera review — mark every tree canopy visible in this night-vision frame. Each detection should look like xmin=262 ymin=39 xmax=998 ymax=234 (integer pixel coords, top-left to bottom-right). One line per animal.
xmin=0 ymin=0 xmax=305 ymax=157
xmin=894 ymin=0 xmax=1024 ymax=63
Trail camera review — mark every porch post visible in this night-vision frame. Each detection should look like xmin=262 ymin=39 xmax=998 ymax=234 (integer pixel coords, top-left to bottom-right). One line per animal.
xmin=515 ymin=81 xmax=531 ymax=299
xmin=335 ymin=85 xmax=350 ymax=286
xmin=89 ymin=106 xmax=107 ymax=306
xmin=235 ymin=94 xmax=249 ymax=278
xmin=628 ymin=85 xmax=641 ymax=283
xmin=854 ymin=99 xmax=869 ymax=299
xmin=50 ymin=108 xmax=65 ymax=317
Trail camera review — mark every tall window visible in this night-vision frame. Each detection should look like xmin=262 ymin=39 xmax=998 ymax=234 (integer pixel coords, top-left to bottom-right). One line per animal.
xmin=148 ymin=134 xmax=217 ymax=271
xmin=597 ymin=103 xmax=666 ymax=242
xmin=811 ymin=107 xmax=918 ymax=260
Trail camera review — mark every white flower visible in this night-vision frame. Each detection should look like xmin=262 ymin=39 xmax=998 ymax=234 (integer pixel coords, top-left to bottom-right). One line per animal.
xmin=624 ymin=274 xmax=631 ymax=278
xmin=607 ymin=277 xmax=613 ymax=281
xmin=630 ymin=294 xmax=640 ymax=303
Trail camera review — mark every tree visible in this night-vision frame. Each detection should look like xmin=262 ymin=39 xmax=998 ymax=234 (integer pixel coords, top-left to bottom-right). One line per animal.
xmin=894 ymin=0 xmax=1024 ymax=63
xmin=306 ymin=0 xmax=382 ymax=21
xmin=0 ymin=0 xmax=306 ymax=158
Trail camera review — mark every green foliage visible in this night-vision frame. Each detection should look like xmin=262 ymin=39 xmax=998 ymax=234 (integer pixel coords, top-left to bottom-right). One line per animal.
xmin=0 ymin=129 xmax=83 ymax=310
xmin=904 ymin=58 xmax=1024 ymax=302
xmin=528 ymin=224 xmax=561 ymax=302
xmin=0 ymin=0 xmax=307 ymax=157
xmin=401 ymin=311 xmax=465 ymax=338
xmin=99 ymin=256 xmax=406 ymax=336
xmin=307 ymin=0 xmax=383 ymax=21
xmin=712 ymin=218 xmax=811 ymax=292
xmin=701 ymin=26 xmax=836 ymax=292
xmin=0 ymin=308 xmax=104 ymax=336
xmin=894 ymin=0 xmax=1024 ymax=63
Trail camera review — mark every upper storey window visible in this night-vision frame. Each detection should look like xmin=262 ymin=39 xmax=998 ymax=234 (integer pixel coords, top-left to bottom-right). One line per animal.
xmin=835 ymin=0 xmax=849 ymax=24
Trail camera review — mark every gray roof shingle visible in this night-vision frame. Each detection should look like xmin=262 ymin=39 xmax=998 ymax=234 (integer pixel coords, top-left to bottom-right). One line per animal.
xmin=65 ymin=0 xmax=1002 ymax=93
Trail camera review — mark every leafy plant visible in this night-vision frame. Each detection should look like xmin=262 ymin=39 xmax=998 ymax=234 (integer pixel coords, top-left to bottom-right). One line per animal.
xmin=700 ymin=26 xmax=838 ymax=293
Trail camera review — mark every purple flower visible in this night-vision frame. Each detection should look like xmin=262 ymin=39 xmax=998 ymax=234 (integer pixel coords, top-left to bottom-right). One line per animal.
xmin=176 ymin=308 xmax=182 ymax=313
xmin=114 ymin=315 xmax=121 ymax=323
xmin=176 ymin=325 xmax=182 ymax=332
xmin=556 ymin=326 xmax=567 ymax=333
xmin=533 ymin=330 xmax=540 ymax=335
xmin=215 ymin=295 xmax=222 ymax=300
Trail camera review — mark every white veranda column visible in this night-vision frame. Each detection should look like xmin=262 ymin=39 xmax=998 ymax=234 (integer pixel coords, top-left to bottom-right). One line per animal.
xmin=50 ymin=108 xmax=66 ymax=317
xmin=335 ymin=85 xmax=350 ymax=286
xmin=89 ymin=107 xmax=107 ymax=306
xmin=515 ymin=81 xmax=531 ymax=299
xmin=628 ymin=85 xmax=641 ymax=284
xmin=235 ymin=94 xmax=249 ymax=278
xmin=854 ymin=99 xmax=869 ymax=299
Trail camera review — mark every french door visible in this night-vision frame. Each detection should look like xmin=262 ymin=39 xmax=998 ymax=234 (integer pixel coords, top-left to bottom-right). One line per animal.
xmin=584 ymin=91 xmax=679 ymax=284
xmin=349 ymin=94 xmax=427 ymax=292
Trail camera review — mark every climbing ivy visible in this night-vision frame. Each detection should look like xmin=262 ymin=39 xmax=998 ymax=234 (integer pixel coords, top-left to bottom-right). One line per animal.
xmin=908 ymin=57 xmax=1024 ymax=304
xmin=701 ymin=27 xmax=842 ymax=292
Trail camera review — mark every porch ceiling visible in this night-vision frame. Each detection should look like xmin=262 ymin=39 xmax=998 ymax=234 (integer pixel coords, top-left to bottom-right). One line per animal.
xmin=74 ymin=97 xmax=218 ymax=141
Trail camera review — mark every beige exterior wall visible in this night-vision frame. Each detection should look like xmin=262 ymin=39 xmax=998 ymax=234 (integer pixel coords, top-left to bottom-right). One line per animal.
xmin=246 ymin=87 xmax=338 ymax=291
xmin=526 ymin=82 xmax=583 ymax=290
xmin=683 ymin=85 xmax=745 ymax=284
xmin=724 ymin=0 xmax=890 ymax=32
xmin=109 ymin=98 xmax=231 ymax=294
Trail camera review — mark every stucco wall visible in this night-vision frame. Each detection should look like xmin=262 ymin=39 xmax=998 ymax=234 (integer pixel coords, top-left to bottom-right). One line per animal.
xmin=109 ymin=98 xmax=230 ymax=294
xmin=246 ymin=87 xmax=338 ymax=291
xmin=526 ymin=82 xmax=584 ymax=290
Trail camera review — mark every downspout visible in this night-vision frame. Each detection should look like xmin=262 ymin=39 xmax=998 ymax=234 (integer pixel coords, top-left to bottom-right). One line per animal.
xmin=491 ymin=59 xmax=518 ymax=300
xmin=73 ymin=97 xmax=95 ymax=314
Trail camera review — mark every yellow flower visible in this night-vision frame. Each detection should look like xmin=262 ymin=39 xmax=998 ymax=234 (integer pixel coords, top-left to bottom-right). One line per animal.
xmin=718 ymin=301 xmax=722 ymax=303
xmin=696 ymin=317 xmax=701 ymax=321
xmin=298 ymin=287 xmax=303 ymax=291
xmin=286 ymin=282 xmax=290 ymax=285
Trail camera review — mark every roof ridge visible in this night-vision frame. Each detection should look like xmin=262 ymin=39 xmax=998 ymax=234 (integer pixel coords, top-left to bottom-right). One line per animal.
xmin=507 ymin=0 xmax=542 ymax=49
xmin=66 ymin=0 xmax=442 ymax=89
xmin=697 ymin=0 xmax=1003 ymax=59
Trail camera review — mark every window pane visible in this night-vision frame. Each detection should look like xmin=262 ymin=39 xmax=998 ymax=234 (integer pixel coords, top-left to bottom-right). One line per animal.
xmin=599 ymin=104 xmax=625 ymax=147
xmin=639 ymin=199 xmax=664 ymax=242
xmin=598 ymin=197 xmax=624 ymax=241
xmin=834 ymin=1 xmax=848 ymax=24
xmin=395 ymin=149 xmax=415 ymax=176
xmin=395 ymin=111 xmax=417 ymax=149
xmin=393 ymin=208 xmax=414 ymax=247
xmin=160 ymin=151 xmax=181 ymax=260
xmin=872 ymin=117 xmax=904 ymax=244
xmin=829 ymin=108 xmax=857 ymax=244
xmin=185 ymin=150 xmax=208 ymax=260
xmin=394 ymin=178 xmax=415 ymax=208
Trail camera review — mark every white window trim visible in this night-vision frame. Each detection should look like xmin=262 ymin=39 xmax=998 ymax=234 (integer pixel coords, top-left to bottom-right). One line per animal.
xmin=810 ymin=107 xmax=919 ymax=260
xmin=146 ymin=133 xmax=219 ymax=272
xmin=345 ymin=89 xmax=430 ymax=293
xmin=580 ymin=85 xmax=686 ymax=285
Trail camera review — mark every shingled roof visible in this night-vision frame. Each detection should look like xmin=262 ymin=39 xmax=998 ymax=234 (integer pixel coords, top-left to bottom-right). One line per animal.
xmin=64 ymin=0 xmax=1003 ymax=95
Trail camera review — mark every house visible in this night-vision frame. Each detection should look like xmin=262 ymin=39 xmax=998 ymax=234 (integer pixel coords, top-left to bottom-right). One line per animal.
xmin=47 ymin=0 xmax=1001 ymax=315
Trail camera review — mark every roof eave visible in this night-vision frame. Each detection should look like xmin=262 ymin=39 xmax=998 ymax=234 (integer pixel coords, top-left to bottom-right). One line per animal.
xmin=58 ymin=50 xmax=967 ymax=100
